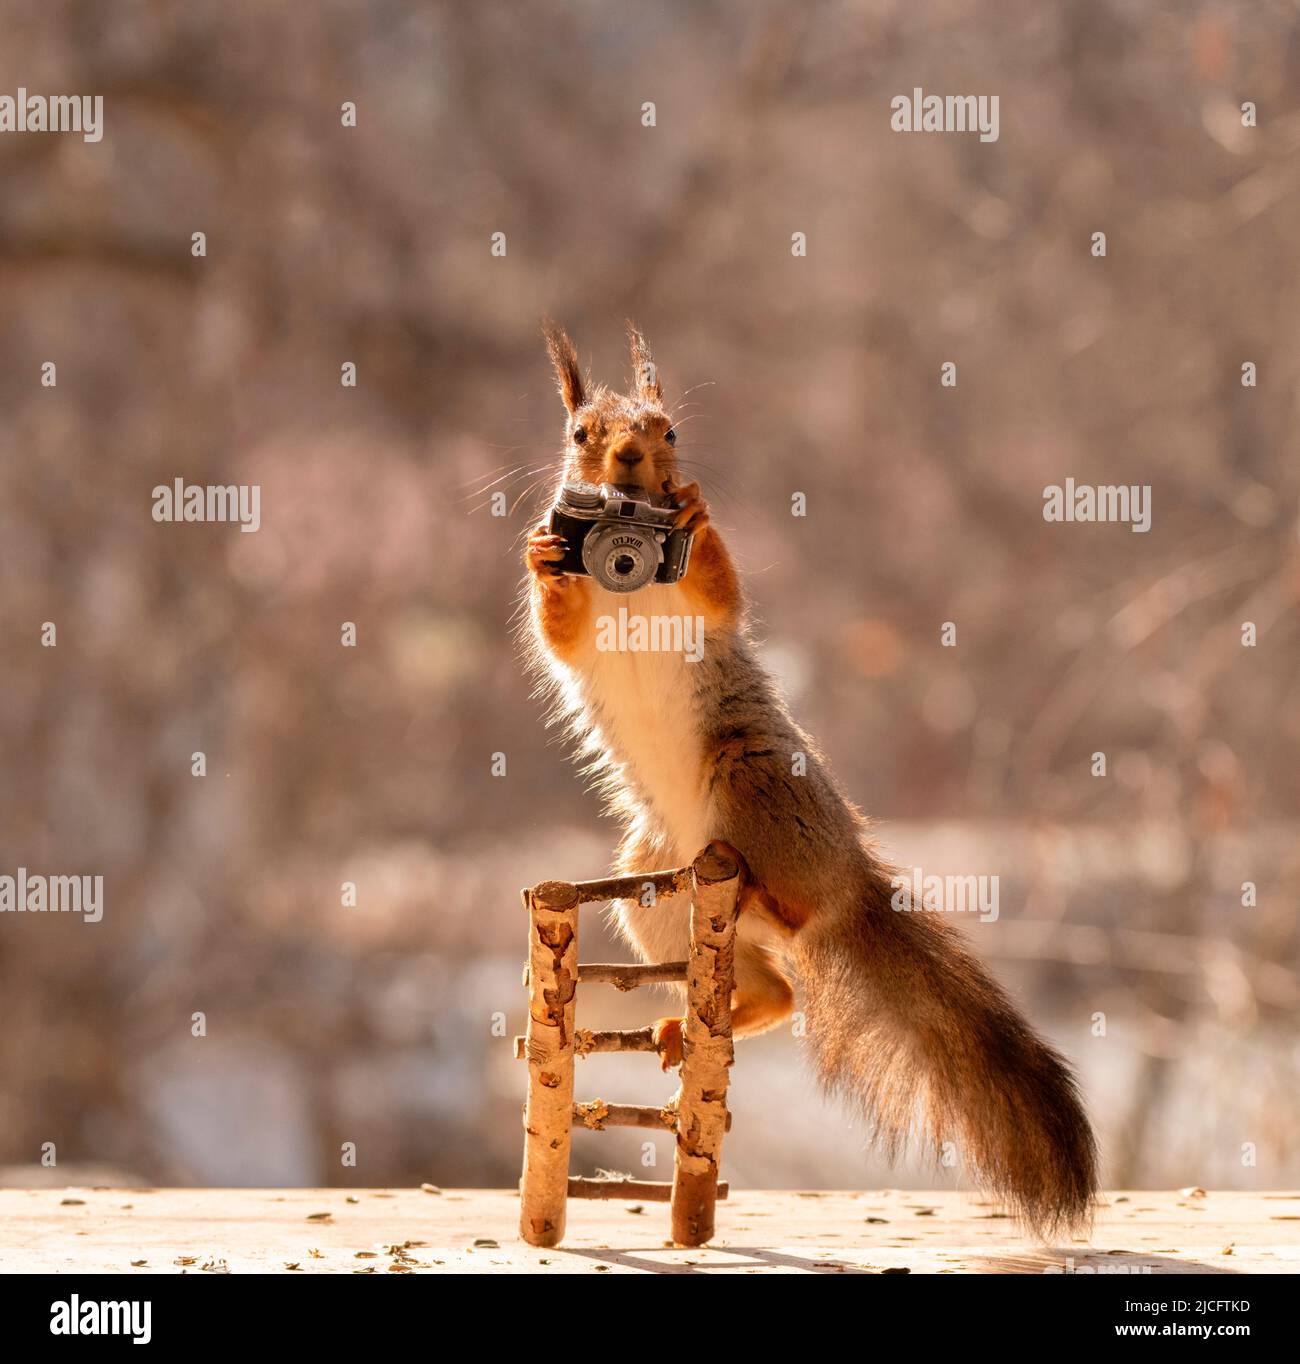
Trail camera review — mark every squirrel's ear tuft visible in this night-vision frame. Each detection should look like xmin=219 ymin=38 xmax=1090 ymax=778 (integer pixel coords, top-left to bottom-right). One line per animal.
xmin=542 ymin=319 xmax=585 ymax=414
xmin=627 ymin=321 xmax=663 ymax=402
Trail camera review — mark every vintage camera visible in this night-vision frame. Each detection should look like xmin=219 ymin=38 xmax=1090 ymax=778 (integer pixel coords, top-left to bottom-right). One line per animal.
xmin=547 ymin=481 xmax=694 ymax=593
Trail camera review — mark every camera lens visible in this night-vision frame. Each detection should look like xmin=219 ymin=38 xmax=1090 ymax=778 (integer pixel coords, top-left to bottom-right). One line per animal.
xmin=581 ymin=522 xmax=663 ymax=593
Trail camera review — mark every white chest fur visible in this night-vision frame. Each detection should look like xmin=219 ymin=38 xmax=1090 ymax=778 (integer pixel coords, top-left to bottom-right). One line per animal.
xmin=562 ymin=583 xmax=711 ymax=860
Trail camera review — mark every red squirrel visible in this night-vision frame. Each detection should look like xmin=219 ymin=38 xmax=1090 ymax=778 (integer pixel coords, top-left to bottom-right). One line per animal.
xmin=522 ymin=321 xmax=1098 ymax=1234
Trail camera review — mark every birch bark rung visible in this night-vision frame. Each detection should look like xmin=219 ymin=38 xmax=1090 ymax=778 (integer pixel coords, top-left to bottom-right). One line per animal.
xmin=573 ymin=1101 xmax=677 ymax=1131
xmin=568 ymin=1177 xmax=729 ymax=1202
xmin=523 ymin=865 xmax=691 ymax=911
xmin=515 ymin=1027 xmax=657 ymax=1059
xmin=578 ymin=961 xmax=687 ymax=989
xmin=572 ymin=1101 xmax=731 ymax=1133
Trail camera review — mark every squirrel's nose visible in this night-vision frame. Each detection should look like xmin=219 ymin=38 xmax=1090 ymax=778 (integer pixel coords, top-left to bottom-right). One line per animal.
xmin=610 ymin=439 xmax=644 ymax=467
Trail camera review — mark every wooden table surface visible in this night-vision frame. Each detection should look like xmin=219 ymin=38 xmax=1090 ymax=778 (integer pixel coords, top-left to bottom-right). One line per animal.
xmin=2 ymin=1187 xmax=1297 ymax=1274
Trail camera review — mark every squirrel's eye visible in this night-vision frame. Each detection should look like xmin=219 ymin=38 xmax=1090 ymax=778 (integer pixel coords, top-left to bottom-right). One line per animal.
xmin=664 ymin=427 xmax=676 ymax=445
xmin=572 ymin=425 xmax=587 ymax=444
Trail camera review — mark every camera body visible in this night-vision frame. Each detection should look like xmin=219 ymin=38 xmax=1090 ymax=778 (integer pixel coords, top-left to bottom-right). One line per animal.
xmin=548 ymin=482 xmax=694 ymax=593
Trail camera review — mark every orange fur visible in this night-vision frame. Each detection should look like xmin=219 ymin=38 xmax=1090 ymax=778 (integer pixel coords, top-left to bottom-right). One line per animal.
xmin=677 ymin=523 xmax=742 ymax=629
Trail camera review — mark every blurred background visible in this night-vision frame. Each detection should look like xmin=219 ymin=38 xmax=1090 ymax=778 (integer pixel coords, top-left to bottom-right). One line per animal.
xmin=1 ymin=0 xmax=1297 ymax=1196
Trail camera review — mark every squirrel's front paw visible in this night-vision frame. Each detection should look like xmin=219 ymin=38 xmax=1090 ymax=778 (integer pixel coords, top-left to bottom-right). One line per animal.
xmin=651 ymin=1016 xmax=684 ymax=1070
xmin=667 ymin=481 xmax=710 ymax=537
xmin=525 ymin=523 xmax=568 ymax=581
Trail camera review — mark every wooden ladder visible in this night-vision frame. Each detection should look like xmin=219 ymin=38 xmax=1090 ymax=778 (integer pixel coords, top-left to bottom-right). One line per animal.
xmin=516 ymin=842 xmax=740 ymax=1248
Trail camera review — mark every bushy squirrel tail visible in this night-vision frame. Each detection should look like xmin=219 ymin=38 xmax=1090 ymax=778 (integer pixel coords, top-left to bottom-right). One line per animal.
xmin=791 ymin=859 xmax=1098 ymax=1237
